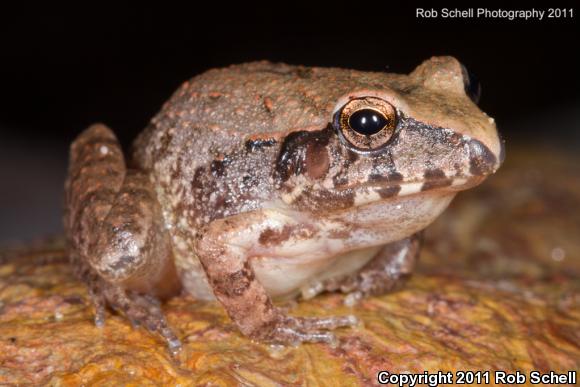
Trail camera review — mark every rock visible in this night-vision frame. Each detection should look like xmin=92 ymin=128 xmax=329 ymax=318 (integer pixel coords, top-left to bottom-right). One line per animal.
xmin=1 ymin=144 xmax=579 ymax=385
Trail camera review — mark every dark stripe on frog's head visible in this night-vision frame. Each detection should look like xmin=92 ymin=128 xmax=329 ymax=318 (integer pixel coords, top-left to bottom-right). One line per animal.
xmin=368 ymin=172 xmax=404 ymax=198
xmin=376 ymin=185 xmax=402 ymax=198
xmin=421 ymin=168 xmax=453 ymax=191
xmin=273 ymin=125 xmax=333 ymax=184
xmin=244 ymin=137 xmax=277 ymax=152
xmin=367 ymin=171 xmax=404 ymax=184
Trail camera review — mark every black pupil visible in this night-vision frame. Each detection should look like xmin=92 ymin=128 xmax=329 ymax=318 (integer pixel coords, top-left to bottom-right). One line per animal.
xmin=348 ymin=109 xmax=388 ymax=136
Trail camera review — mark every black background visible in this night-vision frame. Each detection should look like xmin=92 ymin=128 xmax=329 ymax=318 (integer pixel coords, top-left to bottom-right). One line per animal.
xmin=0 ymin=3 xmax=578 ymax=242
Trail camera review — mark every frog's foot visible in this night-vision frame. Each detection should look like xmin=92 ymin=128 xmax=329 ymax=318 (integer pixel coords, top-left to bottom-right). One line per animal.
xmin=65 ymin=124 xmax=182 ymax=353
xmin=343 ymin=234 xmax=421 ymax=306
xmin=263 ymin=314 xmax=358 ymax=346
xmin=301 ymin=277 xmax=341 ymax=300
xmin=303 ymin=234 xmax=422 ymax=306
xmin=338 ymin=270 xmax=407 ymax=307
xmin=86 ymin=273 xmax=182 ymax=353
xmin=302 ymin=272 xmax=403 ymax=305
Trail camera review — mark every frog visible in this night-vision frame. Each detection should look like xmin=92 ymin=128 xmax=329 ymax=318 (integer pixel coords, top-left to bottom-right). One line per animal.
xmin=64 ymin=56 xmax=503 ymax=352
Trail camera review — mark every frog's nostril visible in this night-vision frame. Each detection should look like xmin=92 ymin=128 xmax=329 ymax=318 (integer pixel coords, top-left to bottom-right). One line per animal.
xmin=467 ymin=139 xmax=497 ymax=176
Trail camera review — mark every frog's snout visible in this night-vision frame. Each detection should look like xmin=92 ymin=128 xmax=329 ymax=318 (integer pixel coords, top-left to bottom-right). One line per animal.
xmin=466 ymin=138 xmax=502 ymax=176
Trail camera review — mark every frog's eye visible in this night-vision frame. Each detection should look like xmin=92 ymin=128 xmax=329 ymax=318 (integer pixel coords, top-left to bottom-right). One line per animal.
xmin=336 ymin=97 xmax=397 ymax=151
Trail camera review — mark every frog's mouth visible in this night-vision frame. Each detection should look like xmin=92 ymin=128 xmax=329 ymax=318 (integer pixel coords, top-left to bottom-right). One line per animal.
xmin=343 ymin=176 xmax=484 ymax=206
xmin=336 ymin=136 xmax=500 ymax=201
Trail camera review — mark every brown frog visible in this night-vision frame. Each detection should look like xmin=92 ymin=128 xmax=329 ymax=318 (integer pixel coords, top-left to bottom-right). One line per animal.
xmin=64 ymin=56 xmax=503 ymax=352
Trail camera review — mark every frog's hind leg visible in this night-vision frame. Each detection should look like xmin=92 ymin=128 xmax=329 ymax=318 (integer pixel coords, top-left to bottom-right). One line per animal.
xmin=64 ymin=124 xmax=181 ymax=352
xmin=304 ymin=233 xmax=422 ymax=305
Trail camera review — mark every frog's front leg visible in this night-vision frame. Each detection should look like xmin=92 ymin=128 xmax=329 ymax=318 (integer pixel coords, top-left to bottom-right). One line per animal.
xmin=64 ymin=124 xmax=181 ymax=352
xmin=304 ymin=233 xmax=422 ymax=306
xmin=195 ymin=212 xmax=357 ymax=344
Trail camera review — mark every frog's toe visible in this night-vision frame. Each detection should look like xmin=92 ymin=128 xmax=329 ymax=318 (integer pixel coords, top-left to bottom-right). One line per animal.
xmin=290 ymin=315 xmax=358 ymax=330
xmin=343 ymin=290 xmax=364 ymax=307
xmin=114 ymin=289 xmax=181 ymax=353
xmin=300 ymin=281 xmax=325 ymax=300
xmin=88 ymin=282 xmax=182 ymax=353
xmin=276 ymin=327 xmax=337 ymax=346
xmin=267 ymin=314 xmax=357 ymax=345
xmin=91 ymin=297 xmax=107 ymax=328
xmin=301 ymin=276 xmax=356 ymax=300
xmin=83 ymin=272 xmax=107 ymax=327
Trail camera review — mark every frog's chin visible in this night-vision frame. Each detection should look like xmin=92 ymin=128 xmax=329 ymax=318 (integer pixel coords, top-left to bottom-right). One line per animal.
xmin=339 ymin=190 xmax=457 ymax=241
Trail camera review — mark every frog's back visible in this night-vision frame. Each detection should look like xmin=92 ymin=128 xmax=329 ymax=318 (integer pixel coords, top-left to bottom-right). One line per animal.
xmin=133 ymin=62 xmax=403 ymax=168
